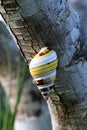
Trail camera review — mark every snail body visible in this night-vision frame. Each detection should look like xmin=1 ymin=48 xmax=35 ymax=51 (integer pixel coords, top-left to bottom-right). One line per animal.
xmin=29 ymin=47 xmax=58 ymax=97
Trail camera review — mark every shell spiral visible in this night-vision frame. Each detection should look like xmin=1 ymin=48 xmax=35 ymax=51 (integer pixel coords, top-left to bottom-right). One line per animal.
xmin=29 ymin=47 xmax=58 ymax=97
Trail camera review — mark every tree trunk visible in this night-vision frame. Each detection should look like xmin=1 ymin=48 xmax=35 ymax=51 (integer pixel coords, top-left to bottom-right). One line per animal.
xmin=0 ymin=0 xmax=87 ymax=130
xmin=0 ymin=19 xmax=51 ymax=130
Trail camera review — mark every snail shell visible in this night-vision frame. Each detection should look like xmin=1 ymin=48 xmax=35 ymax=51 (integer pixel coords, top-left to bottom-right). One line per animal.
xmin=29 ymin=47 xmax=58 ymax=97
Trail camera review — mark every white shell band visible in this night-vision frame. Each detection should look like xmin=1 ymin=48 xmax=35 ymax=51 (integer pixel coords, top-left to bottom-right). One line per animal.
xmin=29 ymin=51 xmax=57 ymax=68
xmin=34 ymin=70 xmax=56 ymax=80
xmin=37 ymin=82 xmax=54 ymax=89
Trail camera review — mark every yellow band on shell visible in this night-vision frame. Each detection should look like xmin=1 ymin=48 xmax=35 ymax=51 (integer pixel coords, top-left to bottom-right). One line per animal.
xmin=30 ymin=59 xmax=58 ymax=77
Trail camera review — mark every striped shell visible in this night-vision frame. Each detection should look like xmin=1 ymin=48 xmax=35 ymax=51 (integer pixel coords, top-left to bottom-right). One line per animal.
xmin=29 ymin=47 xmax=58 ymax=97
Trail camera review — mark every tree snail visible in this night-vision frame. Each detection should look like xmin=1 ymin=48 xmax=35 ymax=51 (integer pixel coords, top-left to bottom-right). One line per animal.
xmin=29 ymin=47 xmax=58 ymax=100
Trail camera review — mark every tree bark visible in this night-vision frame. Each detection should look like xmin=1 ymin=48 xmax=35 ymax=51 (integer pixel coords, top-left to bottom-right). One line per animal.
xmin=0 ymin=0 xmax=87 ymax=130
xmin=0 ymin=19 xmax=51 ymax=130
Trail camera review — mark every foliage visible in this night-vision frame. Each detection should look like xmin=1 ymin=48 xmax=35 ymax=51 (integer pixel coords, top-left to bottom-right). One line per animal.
xmin=0 ymin=44 xmax=28 ymax=130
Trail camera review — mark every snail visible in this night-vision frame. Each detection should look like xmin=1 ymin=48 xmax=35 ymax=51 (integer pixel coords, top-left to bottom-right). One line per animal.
xmin=29 ymin=47 xmax=58 ymax=99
